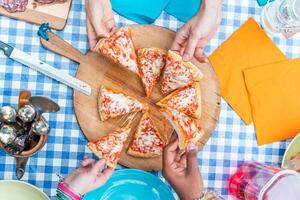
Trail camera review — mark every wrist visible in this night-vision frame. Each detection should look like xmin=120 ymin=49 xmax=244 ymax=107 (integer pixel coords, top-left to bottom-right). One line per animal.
xmin=200 ymin=0 xmax=221 ymax=14
xmin=178 ymin=190 xmax=203 ymax=200
xmin=57 ymin=181 xmax=83 ymax=200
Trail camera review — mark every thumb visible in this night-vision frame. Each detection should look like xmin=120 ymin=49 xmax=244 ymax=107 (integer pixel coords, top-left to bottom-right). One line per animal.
xmin=91 ymin=159 xmax=106 ymax=175
xmin=186 ymin=143 xmax=199 ymax=175
xmin=92 ymin=21 xmax=110 ymax=38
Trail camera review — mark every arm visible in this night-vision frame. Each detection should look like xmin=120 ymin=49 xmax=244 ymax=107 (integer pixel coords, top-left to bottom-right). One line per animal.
xmin=171 ymin=0 xmax=222 ymax=62
xmin=85 ymin=0 xmax=115 ymax=50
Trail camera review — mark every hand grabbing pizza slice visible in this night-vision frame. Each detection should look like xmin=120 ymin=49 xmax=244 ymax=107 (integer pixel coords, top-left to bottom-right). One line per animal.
xmin=161 ymin=50 xmax=203 ymax=94
xmin=95 ymin=27 xmax=139 ymax=75
xmin=99 ymin=86 xmax=148 ymax=121
xmin=87 ymin=126 xmax=131 ymax=168
xmin=137 ymin=48 xmax=167 ymax=97
xmin=127 ymin=112 xmax=164 ymax=158
xmin=157 ymin=82 xmax=202 ymax=119
xmin=161 ymin=108 xmax=204 ymax=152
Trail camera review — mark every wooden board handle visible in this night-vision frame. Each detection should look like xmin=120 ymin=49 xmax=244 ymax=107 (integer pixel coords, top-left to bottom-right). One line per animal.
xmin=40 ymin=32 xmax=85 ymax=63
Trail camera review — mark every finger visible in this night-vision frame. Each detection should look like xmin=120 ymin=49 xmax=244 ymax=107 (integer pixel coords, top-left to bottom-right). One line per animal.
xmin=99 ymin=168 xmax=114 ymax=180
xmin=169 ymin=131 xmax=178 ymax=143
xmin=86 ymin=18 xmax=98 ymax=50
xmin=194 ymin=48 xmax=208 ymax=63
xmin=179 ymin=154 xmax=187 ymax=167
xmin=81 ymin=157 xmax=95 ymax=167
xmin=104 ymin=19 xmax=116 ymax=33
xmin=164 ymin=137 xmax=178 ymax=153
xmin=179 ymin=41 xmax=187 ymax=56
xmin=183 ymin=32 xmax=200 ymax=61
xmin=110 ymin=26 xmax=118 ymax=32
xmin=91 ymin=159 xmax=106 ymax=175
xmin=171 ymin=27 xmax=189 ymax=53
xmin=92 ymin=20 xmax=110 ymax=38
xmin=163 ymin=138 xmax=179 ymax=167
xmin=95 ymin=168 xmax=114 ymax=186
xmin=186 ymin=143 xmax=199 ymax=175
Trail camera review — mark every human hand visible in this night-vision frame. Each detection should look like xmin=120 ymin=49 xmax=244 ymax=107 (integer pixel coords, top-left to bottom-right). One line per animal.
xmin=171 ymin=0 xmax=221 ymax=62
xmin=64 ymin=157 xmax=114 ymax=195
xmin=85 ymin=0 xmax=115 ymax=50
xmin=162 ymin=134 xmax=204 ymax=200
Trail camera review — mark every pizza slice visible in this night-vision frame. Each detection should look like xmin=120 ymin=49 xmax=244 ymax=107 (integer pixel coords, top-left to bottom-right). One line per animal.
xmin=161 ymin=50 xmax=203 ymax=94
xmin=95 ymin=27 xmax=139 ymax=75
xmin=87 ymin=126 xmax=131 ymax=168
xmin=161 ymin=108 xmax=204 ymax=152
xmin=137 ymin=48 xmax=167 ymax=97
xmin=99 ymin=86 xmax=149 ymax=121
xmin=157 ymin=82 xmax=202 ymax=119
xmin=127 ymin=112 xmax=164 ymax=158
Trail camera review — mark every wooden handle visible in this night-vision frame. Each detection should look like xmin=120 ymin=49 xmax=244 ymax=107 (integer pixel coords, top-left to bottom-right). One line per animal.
xmin=40 ymin=32 xmax=85 ymax=63
xmin=18 ymin=90 xmax=31 ymax=108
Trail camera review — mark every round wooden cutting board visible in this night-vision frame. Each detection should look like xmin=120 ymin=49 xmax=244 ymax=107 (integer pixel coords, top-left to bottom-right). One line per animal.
xmin=72 ymin=25 xmax=221 ymax=171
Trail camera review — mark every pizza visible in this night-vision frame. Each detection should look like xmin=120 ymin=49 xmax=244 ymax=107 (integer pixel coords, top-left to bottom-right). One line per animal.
xmin=127 ymin=112 xmax=164 ymax=158
xmin=161 ymin=108 xmax=204 ymax=152
xmin=99 ymin=86 xmax=149 ymax=121
xmin=157 ymin=82 xmax=202 ymax=119
xmin=87 ymin=126 xmax=131 ymax=168
xmin=95 ymin=27 xmax=139 ymax=75
xmin=137 ymin=48 xmax=167 ymax=97
xmin=161 ymin=50 xmax=203 ymax=94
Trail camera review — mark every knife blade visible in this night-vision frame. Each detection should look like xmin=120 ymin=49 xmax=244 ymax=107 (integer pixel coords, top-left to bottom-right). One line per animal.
xmin=0 ymin=41 xmax=91 ymax=96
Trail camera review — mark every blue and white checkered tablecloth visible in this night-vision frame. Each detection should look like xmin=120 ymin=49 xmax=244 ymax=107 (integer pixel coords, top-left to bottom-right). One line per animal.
xmin=0 ymin=0 xmax=300 ymax=199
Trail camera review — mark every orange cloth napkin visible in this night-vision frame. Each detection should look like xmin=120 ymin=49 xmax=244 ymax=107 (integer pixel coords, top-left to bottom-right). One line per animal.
xmin=208 ymin=18 xmax=287 ymax=125
xmin=243 ymin=59 xmax=300 ymax=145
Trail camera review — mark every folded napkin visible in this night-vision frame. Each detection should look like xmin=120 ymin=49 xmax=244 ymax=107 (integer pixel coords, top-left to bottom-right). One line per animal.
xmin=111 ymin=0 xmax=201 ymax=24
xmin=165 ymin=0 xmax=202 ymax=22
xmin=243 ymin=59 xmax=300 ymax=145
xmin=208 ymin=18 xmax=287 ymax=125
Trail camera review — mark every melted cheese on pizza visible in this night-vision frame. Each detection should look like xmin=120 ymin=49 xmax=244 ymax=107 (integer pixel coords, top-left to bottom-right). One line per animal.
xmin=168 ymin=109 xmax=202 ymax=145
xmin=100 ymin=28 xmax=138 ymax=74
xmin=100 ymin=87 xmax=144 ymax=116
xmin=138 ymin=49 xmax=166 ymax=95
xmin=162 ymin=56 xmax=195 ymax=93
xmin=94 ymin=130 xmax=129 ymax=163
xmin=130 ymin=115 xmax=163 ymax=154
xmin=163 ymin=86 xmax=198 ymax=117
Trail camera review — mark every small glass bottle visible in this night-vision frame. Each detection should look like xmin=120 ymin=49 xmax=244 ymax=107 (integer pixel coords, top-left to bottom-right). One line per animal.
xmin=261 ymin=0 xmax=300 ymax=38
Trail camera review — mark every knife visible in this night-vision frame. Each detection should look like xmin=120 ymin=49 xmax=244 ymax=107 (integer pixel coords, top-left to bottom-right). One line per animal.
xmin=0 ymin=41 xmax=91 ymax=96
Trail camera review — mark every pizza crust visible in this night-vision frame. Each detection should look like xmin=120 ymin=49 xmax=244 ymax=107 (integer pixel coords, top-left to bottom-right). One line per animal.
xmin=137 ymin=47 xmax=167 ymax=55
xmin=98 ymin=86 xmax=149 ymax=121
xmin=193 ymin=82 xmax=202 ymax=119
xmin=94 ymin=27 xmax=138 ymax=75
xmin=161 ymin=50 xmax=204 ymax=94
xmin=168 ymin=50 xmax=203 ymax=81
xmin=127 ymin=112 xmax=164 ymax=158
xmin=157 ymin=82 xmax=202 ymax=119
xmin=87 ymin=142 xmax=117 ymax=168
xmin=127 ymin=147 xmax=161 ymax=158
xmin=137 ymin=47 xmax=167 ymax=97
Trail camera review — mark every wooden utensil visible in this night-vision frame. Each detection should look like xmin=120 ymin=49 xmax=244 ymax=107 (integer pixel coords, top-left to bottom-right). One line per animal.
xmin=0 ymin=0 xmax=72 ymax=30
xmin=40 ymin=25 xmax=221 ymax=171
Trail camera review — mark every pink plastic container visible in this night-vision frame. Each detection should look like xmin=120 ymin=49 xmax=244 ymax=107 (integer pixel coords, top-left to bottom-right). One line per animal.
xmin=228 ymin=162 xmax=300 ymax=200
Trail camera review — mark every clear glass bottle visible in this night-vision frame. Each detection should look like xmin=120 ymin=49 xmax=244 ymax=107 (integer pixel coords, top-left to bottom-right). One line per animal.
xmin=261 ymin=0 xmax=300 ymax=38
